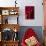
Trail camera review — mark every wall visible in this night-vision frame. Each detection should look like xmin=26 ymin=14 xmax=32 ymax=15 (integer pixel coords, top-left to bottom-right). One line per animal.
xmin=18 ymin=0 xmax=43 ymax=26
xmin=0 ymin=0 xmax=43 ymax=26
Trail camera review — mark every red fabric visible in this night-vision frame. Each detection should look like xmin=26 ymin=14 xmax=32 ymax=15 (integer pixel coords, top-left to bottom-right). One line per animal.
xmin=21 ymin=28 xmax=41 ymax=46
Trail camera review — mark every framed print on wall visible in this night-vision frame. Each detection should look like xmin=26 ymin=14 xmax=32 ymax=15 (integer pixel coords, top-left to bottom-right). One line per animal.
xmin=2 ymin=10 xmax=9 ymax=15
xmin=25 ymin=6 xmax=34 ymax=19
xmin=8 ymin=16 xmax=18 ymax=24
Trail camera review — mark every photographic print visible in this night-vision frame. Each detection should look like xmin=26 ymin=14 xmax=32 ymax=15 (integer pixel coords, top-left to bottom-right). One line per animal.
xmin=25 ymin=6 xmax=34 ymax=19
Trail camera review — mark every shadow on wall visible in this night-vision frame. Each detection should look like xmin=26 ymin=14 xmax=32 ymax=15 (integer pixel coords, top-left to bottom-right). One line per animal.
xmin=18 ymin=26 xmax=44 ymax=44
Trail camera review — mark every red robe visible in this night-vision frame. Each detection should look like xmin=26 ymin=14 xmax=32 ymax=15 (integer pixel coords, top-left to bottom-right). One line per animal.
xmin=21 ymin=28 xmax=41 ymax=46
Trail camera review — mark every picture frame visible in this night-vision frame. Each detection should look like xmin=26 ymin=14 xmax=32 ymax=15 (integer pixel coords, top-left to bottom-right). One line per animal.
xmin=2 ymin=10 xmax=9 ymax=15
xmin=8 ymin=16 xmax=18 ymax=24
xmin=25 ymin=6 xmax=34 ymax=19
xmin=9 ymin=10 xmax=18 ymax=15
xmin=2 ymin=15 xmax=18 ymax=24
xmin=10 ymin=11 xmax=15 ymax=15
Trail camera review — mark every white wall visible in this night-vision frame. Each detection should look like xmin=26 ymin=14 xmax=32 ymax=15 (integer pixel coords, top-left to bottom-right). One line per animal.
xmin=18 ymin=0 xmax=43 ymax=26
xmin=0 ymin=0 xmax=43 ymax=26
